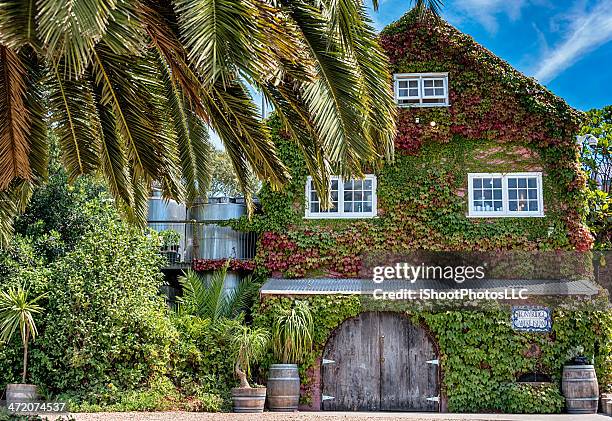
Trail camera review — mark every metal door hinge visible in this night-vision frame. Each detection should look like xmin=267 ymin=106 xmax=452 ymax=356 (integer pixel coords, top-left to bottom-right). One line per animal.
xmin=322 ymin=358 xmax=335 ymax=365
xmin=322 ymin=395 xmax=335 ymax=401
xmin=426 ymin=396 xmax=440 ymax=402
xmin=426 ymin=359 xmax=439 ymax=365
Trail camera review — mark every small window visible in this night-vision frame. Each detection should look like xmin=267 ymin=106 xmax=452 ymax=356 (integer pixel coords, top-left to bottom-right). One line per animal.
xmin=394 ymin=73 xmax=449 ymax=107
xmin=305 ymin=175 xmax=377 ymax=219
xmin=468 ymin=173 xmax=544 ymax=217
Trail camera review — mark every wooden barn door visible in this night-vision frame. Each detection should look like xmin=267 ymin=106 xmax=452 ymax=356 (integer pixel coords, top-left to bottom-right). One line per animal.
xmin=321 ymin=312 xmax=439 ymax=412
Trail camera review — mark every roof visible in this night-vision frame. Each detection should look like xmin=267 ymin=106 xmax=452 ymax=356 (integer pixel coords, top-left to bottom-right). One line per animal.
xmin=260 ymin=278 xmax=600 ymax=297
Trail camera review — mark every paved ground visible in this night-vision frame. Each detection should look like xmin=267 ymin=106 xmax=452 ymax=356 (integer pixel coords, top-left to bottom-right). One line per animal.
xmin=70 ymin=412 xmax=611 ymax=421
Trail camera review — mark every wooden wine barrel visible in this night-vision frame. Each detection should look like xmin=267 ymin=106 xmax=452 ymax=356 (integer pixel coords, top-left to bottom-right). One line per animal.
xmin=562 ymin=365 xmax=599 ymax=414
xmin=5 ymin=384 xmax=38 ymax=402
xmin=231 ymin=387 xmax=266 ymax=413
xmin=267 ymin=364 xmax=300 ymax=411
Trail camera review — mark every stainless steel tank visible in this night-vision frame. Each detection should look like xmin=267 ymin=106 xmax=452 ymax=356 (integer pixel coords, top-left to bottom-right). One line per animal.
xmin=185 ymin=199 xmax=252 ymax=261
xmin=186 ymin=198 xmax=254 ymax=295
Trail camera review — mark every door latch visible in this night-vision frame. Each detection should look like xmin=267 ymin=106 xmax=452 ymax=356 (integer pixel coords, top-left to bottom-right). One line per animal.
xmin=426 ymin=396 xmax=440 ymax=402
xmin=322 ymin=358 xmax=335 ymax=365
xmin=426 ymin=359 xmax=439 ymax=365
xmin=322 ymin=395 xmax=335 ymax=401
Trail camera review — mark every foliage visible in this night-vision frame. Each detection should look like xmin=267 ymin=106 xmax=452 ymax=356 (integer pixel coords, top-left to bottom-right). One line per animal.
xmin=0 ymin=0 xmax=417 ymax=241
xmin=580 ymin=105 xmax=612 ymax=193
xmin=272 ymin=301 xmax=314 ymax=364
xmin=241 ymin=11 xmax=592 ymax=280
xmin=580 ymin=106 xmax=612 ymax=249
xmin=501 ymin=383 xmax=565 ymax=414
xmin=0 ymin=285 xmax=46 ymax=383
xmin=256 ymin=295 xmax=612 ymax=412
xmin=192 ymin=258 xmax=255 ymax=273
xmin=209 ymin=150 xmax=255 ymax=198
xmin=159 ymin=229 xmax=181 ymax=248
xmin=177 ymin=266 xmax=257 ymax=321
xmin=226 ymin=322 xmax=270 ymax=388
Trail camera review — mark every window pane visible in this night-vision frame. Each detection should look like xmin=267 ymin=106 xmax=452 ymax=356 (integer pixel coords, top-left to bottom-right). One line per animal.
xmin=331 ymin=191 xmax=338 ymax=201
xmin=364 ymin=180 xmax=372 ymax=190
xmin=494 ymin=201 xmax=503 ymax=211
xmin=424 ymin=88 xmax=435 ymax=96
xmin=408 ymin=88 xmax=419 ymax=96
xmin=399 ymin=80 xmax=408 ymax=88
xmin=493 ymin=190 xmax=502 ymax=200
xmin=354 ymin=180 xmax=362 ymax=190
xmin=399 ymin=89 xmax=409 ymax=97
xmin=354 ymin=191 xmax=362 ymax=201
xmin=528 ymin=189 xmax=537 ymax=199
xmin=508 ymin=178 xmax=517 ymax=188
xmin=344 ymin=202 xmax=352 ymax=212
xmin=492 ymin=178 xmax=502 ymax=188
xmin=364 ymin=202 xmax=372 ymax=212
xmin=509 ymin=190 xmax=517 ymax=200
xmin=434 ymin=79 xmax=443 ymax=87
xmin=409 ymin=80 xmax=418 ymax=87
xmin=424 ymin=80 xmax=433 ymax=87
xmin=508 ymin=201 xmax=517 ymax=211
xmin=310 ymin=192 xmax=318 ymax=201
xmin=434 ymin=88 xmax=444 ymax=96
xmin=474 ymin=190 xmax=482 ymax=200
xmin=311 ymin=203 xmax=319 ymax=213
xmin=331 ymin=180 xmax=338 ymax=189
xmin=354 ymin=202 xmax=363 ymax=212
xmin=484 ymin=190 xmax=492 ymax=199
xmin=528 ymin=178 xmax=537 ymax=188
xmin=518 ymin=178 xmax=527 ymax=188
xmin=473 ymin=178 xmax=482 ymax=188
xmin=528 ymin=200 xmax=538 ymax=211
xmin=344 ymin=191 xmax=352 ymax=201
xmin=344 ymin=181 xmax=352 ymax=190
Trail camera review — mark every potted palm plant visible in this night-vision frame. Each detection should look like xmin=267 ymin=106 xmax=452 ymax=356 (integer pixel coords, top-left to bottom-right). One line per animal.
xmin=0 ymin=285 xmax=46 ymax=402
xmin=267 ymin=301 xmax=314 ymax=411
xmin=228 ymin=323 xmax=270 ymax=413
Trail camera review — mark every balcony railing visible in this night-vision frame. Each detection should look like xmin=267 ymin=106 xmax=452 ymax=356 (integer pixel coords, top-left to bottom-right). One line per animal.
xmin=148 ymin=220 xmax=257 ymax=267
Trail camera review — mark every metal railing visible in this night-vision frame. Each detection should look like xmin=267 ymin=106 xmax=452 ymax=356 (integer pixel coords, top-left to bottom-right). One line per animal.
xmin=148 ymin=220 xmax=257 ymax=266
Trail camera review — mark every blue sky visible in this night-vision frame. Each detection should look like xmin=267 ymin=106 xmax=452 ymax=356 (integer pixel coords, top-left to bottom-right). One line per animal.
xmin=369 ymin=0 xmax=612 ymax=111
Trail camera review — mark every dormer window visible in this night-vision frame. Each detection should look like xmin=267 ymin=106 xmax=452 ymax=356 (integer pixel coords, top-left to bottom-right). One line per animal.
xmin=394 ymin=73 xmax=449 ymax=107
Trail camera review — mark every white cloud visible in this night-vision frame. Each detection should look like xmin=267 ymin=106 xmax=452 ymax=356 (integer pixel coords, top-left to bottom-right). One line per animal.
xmin=451 ymin=0 xmax=528 ymax=33
xmin=534 ymin=1 xmax=612 ymax=83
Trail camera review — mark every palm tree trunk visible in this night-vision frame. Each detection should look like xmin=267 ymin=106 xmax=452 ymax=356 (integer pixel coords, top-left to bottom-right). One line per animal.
xmin=22 ymin=327 xmax=29 ymax=383
xmin=235 ymin=362 xmax=250 ymax=388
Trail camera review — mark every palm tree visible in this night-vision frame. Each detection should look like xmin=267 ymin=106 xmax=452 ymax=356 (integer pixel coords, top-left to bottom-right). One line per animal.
xmin=272 ymin=300 xmax=314 ymax=364
xmin=227 ymin=322 xmax=270 ymax=388
xmin=0 ymin=285 xmax=46 ymax=383
xmin=177 ymin=265 xmax=257 ymax=321
xmin=0 ymin=0 xmax=442 ymax=244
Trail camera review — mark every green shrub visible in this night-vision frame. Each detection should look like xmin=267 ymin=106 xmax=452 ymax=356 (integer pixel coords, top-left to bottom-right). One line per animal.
xmin=502 ymin=383 xmax=565 ymax=414
xmin=26 ymin=218 xmax=177 ymax=396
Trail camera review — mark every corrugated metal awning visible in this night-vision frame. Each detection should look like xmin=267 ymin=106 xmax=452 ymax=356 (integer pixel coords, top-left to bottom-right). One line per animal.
xmin=260 ymin=278 xmax=601 ymax=296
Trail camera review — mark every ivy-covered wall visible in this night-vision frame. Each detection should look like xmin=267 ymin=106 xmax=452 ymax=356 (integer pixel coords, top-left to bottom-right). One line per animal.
xmin=254 ymin=296 xmax=612 ymax=413
xmin=242 ymin=11 xmax=609 ymax=414
xmin=236 ymin=11 xmax=592 ymax=279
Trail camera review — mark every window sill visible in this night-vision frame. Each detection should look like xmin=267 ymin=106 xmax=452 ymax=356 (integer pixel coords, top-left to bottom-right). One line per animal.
xmin=304 ymin=214 xmax=378 ymax=220
xmin=466 ymin=213 xmax=545 ymax=218
xmin=396 ymin=103 xmax=451 ymax=108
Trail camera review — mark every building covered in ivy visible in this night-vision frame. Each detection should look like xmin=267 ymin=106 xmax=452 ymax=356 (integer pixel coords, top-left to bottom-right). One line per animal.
xmin=250 ymin=10 xmax=612 ymax=414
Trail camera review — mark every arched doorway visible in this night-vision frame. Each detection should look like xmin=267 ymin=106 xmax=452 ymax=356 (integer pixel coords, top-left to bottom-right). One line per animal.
xmin=321 ymin=312 xmax=439 ymax=411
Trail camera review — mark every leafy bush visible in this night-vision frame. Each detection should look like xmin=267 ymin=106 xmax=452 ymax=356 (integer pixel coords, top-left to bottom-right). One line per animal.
xmin=502 ymin=383 xmax=565 ymax=414
xmin=33 ymin=219 xmax=177 ymax=396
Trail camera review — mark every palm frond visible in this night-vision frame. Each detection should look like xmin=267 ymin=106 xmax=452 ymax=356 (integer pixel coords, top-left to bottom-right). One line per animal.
xmin=285 ymin=1 xmax=377 ymax=176
xmin=412 ymin=0 xmax=444 ymax=18
xmin=47 ymin=65 xmax=100 ymax=180
xmin=0 ymin=0 xmax=38 ymax=48
xmin=0 ymin=46 xmax=32 ymax=189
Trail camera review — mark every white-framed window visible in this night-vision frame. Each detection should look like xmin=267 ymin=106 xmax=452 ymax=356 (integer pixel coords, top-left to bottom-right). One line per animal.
xmin=394 ymin=73 xmax=449 ymax=107
xmin=305 ymin=175 xmax=377 ymax=219
xmin=468 ymin=173 xmax=544 ymax=217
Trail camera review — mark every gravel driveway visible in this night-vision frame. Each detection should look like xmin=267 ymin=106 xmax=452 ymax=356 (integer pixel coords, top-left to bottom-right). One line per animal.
xmin=69 ymin=412 xmax=610 ymax=421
